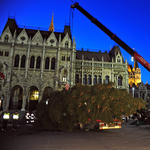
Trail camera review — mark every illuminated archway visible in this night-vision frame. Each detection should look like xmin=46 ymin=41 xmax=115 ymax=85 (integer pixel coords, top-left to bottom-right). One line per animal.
xmin=10 ymin=85 xmax=23 ymax=110
xmin=29 ymin=86 xmax=39 ymax=111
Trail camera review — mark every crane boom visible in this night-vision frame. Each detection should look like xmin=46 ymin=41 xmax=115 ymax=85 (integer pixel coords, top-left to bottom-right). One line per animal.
xmin=71 ymin=2 xmax=150 ymax=72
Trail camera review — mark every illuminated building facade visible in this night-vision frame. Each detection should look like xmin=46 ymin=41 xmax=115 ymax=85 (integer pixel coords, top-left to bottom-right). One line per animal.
xmin=128 ymin=59 xmax=141 ymax=87
xmin=128 ymin=60 xmax=150 ymax=107
xmin=0 ymin=17 xmax=129 ymax=111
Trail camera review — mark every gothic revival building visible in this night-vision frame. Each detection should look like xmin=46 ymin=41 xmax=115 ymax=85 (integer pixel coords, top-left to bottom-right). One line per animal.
xmin=128 ymin=59 xmax=141 ymax=87
xmin=128 ymin=60 xmax=150 ymax=108
xmin=0 ymin=17 xmax=129 ymax=111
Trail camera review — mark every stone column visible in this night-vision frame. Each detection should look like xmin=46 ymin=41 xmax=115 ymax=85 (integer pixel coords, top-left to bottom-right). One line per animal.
xmin=25 ymin=39 xmax=31 ymax=78
xmin=82 ymin=55 xmax=84 ymax=85
xmin=38 ymin=92 xmax=42 ymax=102
xmin=4 ymin=90 xmax=10 ymax=111
xmin=21 ymin=91 xmax=27 ymax=111
xmin=102 ymin=56 xmax=104 ymax=84
xmin=18 ymin=55 xmax=21 ymax=69
xmin=92 ymin=58 xmax=94 ymax=85
xmin=41 ymin=41 xmax=46 ymax=79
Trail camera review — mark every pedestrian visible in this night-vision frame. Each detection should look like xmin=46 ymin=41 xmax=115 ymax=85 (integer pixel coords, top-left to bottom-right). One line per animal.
xmin=126 ymin=116 xmax=128 ymax=122
xmin=2 ymin=110 xmax=10 ymax=131
xmin=25 ymin=111 xmax=30 ymax=123
xmin=30 ymin=111 xmax=35 ymax=123
xmin=12 ymin=111 xmax=19 ymax=131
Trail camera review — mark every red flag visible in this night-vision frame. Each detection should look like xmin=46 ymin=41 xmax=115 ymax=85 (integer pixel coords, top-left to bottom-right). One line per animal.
xmin=0 ymin=72 xmax=4 ymax=79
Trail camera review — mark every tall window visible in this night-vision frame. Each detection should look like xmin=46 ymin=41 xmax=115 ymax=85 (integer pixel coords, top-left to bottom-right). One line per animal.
xmin=20 ymin=55 xmax=26 ymax=68
xmin=36 ymin=56 xmax=41 ymax=69
xmin=105 ymin=76 xmax=109 ymax=84
xmin=88 ymin=75 xmax=91 ymax=85
xmin=51 ymin=57 xmax=55 ymax=70
xmin=98 ymin=75 xmax=101 ymax=84
xmin=94 ymin=75 xmax=97 ymax=85
xmin=5 ymin=52 xmax=9 ymax=57
xmin=75 ymin=74 xmax=79 ymax=84
xmin=0 ymin=51 xmax=3 ymax=56
xmin=30 ymin=56 xmax=35 ymax=68
xmin=67 ymin=56 xmax=70 ymax=61
xmin=45 ymin=57 xmax=50 ymax=69
xmin=4 ymin=35 xmax=9 ymax=42
xmin=65 ymin=41 xmax=68 ymax=48
xmin=14 ymin=55 xmax=19 ymax=67
xmin=62 ymin=56 xmax=65 ymax=61
xmin=63 ymin=76 xmax=66 ymax=82
xmin=83 ymin=75 xmax=87 ymax=85
xmin=118 ymin=76 xmax=122 ymax=86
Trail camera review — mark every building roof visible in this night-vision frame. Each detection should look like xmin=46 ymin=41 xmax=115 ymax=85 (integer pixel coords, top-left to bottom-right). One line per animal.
xmin=2 ymin=17 xmax=72 ymax=41
xmin=76 ymin=46 xmax=124 ymax=62
xmin=76 ymin=50 xmax=111 ymax=62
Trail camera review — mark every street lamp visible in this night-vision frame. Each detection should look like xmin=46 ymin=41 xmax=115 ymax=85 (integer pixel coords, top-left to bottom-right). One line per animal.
xmin=46 ymin=99 xmax=49 ymax=105
xmin=131 ymin=56 xmax=134 ymax=62
xmin=0 ymin=95 xmax=4 ymax=110
xmin=132 ymin=87 xmax=135 ymax=97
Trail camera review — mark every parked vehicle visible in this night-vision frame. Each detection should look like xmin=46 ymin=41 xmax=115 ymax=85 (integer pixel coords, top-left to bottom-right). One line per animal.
xmin=78 ymin=119 xmax=121 ymax=130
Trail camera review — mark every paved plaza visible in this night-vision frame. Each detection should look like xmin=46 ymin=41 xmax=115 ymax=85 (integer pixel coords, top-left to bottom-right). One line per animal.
xmin=0 ymin=120 xmax=150 ymax=150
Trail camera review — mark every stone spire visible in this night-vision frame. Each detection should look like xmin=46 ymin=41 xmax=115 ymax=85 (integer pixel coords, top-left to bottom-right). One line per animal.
xmin=134 ymin=59 xmax=139 ymax=70
xmin=49 ymin=13 xmax=54 ymax=32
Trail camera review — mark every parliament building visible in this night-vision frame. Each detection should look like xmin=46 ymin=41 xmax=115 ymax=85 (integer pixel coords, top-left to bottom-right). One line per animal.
xmin=0 ymin=16 xmax=135 ymax=111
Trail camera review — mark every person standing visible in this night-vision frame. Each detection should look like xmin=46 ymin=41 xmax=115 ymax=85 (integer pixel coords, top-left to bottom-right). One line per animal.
xmin=25 ymin=111 xmax=30 ymax=123
xmin=2 ymin=110 xmax=10 ymax=131
xmin=12 ymin=111 xmax=19 ymax=131
xmin=30 ymin=111 xmax=35 ymax=123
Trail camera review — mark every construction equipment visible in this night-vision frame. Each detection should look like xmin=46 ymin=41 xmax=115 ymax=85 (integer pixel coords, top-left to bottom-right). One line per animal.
xmin=71 ymin=2 xmax=150 ymax=72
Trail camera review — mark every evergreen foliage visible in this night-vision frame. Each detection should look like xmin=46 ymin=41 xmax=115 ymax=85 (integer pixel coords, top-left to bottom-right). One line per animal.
xmin=34 ymin=83 xmax=146 ymax=130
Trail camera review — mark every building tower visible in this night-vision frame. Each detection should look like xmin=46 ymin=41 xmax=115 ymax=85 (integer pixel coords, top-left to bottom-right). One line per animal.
xmin=128 ymin=59 xmax=141 ymax=87
xmin=49 ymin=13 xmax=54 ymax=32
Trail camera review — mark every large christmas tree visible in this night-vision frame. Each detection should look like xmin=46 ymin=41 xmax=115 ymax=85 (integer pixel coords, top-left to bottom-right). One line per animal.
xmin=34 ymin=83 xmax=146 ymax=130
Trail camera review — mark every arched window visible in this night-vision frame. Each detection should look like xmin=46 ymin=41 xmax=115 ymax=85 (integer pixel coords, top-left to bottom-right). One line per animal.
xmin=88 ymin=75 xmax=91 ymax=85
xmin=45 ymin=57 xmax=50 ymax=69
xmin=51 ymin=57 xmax=55 ymax=70
xmin=75 ymin=74 xmax=79 ymax=84
xmin=105 ymin=76 xmax=109 ymax=84
xmin=4 ymin=35 xmax=9 ymax=42
xmin=14 ymin=55 xmax=19 ymax=67
xmin=0 ymin=51 xmax=3 ymax=56
xmin=36 ymin=56 xmax=41 ymax=69
xmin=30 ymin=56 xmax=35 ymax=68
xmin=65 ymin=41 xmax=68 ymax=48
xmin=67 ymin=56 xmax=70 ymax=61
xmin=62 ymin=56 xmax=65 ymax=61
xmin=118 ymin=76 xmax=122 ymax=86
xmin=20 ymin=55 xmax=26 ymax=68
xmin=83 ymin=75 xmax=87 ymax=85
xmin=142 ymin=93 xmax=145 ymax=99
xmin=94 ymin=75 xmax=97 ymax=85
xmin=98 ymin=75 xmax=101 ymax=84
xmin=62 ymin=76 xmax=66 ymax=82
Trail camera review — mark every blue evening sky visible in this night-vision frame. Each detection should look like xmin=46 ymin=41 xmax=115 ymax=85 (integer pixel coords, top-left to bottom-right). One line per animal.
xmin=0 ymin=0 xmax=150 ymax=84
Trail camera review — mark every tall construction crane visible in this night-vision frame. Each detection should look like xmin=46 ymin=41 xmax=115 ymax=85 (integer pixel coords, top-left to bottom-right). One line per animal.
xmin=71 ymin=2 xmax=150 ymax=72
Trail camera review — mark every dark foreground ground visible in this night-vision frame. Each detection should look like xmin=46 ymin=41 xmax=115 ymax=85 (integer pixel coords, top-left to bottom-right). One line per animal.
xmin=0 ymin=120 xmax=150 ymax=150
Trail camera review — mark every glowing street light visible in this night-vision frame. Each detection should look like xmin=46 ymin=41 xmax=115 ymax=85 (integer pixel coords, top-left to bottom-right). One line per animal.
xmin=131 ymin=56 xmax=134 ymax=61
xmin=132 ymin=87 xmax=135 ymax=97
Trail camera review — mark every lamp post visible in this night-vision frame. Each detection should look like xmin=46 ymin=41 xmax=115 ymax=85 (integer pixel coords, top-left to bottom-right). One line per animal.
xmin=46 ymin=99 xmax=49 ymax=105
xmin=0 ymin=95 xmax=4 ymax=110
xmin=132 ymin=87 xmax=135 ymax=97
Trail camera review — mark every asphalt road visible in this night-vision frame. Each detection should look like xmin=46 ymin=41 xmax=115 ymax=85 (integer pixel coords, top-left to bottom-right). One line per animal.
xmin=0 ymin=120 xmax=150 ymax=150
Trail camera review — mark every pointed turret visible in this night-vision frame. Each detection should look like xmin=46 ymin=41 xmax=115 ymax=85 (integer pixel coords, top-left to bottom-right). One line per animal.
xmin=49 ymin=13 xmax=54 ymax=32
xmin=134 ymin=59 xmax=139 ymax=70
